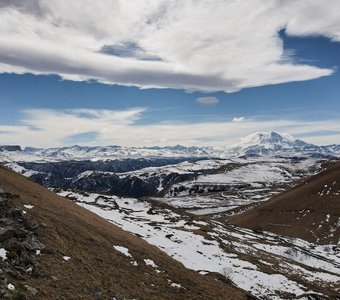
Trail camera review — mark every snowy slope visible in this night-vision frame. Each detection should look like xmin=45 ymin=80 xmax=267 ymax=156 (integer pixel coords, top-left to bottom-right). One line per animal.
xmin=224 ymin=132 xmax=327 ymax=156
xmin=57 ymin=190 xmax=340 ymax=299
xmin=163 ymin=156 xmax=321 ymax=215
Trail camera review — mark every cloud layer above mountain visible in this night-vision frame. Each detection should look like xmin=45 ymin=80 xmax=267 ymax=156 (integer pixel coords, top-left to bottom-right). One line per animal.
xmin=0 ymin=0 xmax=339 ymax=92
xmin=1 ymin=107 xmax=340 ymax=147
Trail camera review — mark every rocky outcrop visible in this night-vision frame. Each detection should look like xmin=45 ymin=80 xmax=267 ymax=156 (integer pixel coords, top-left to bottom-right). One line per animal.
xmin=0 ymin=146 xmax=22 ymax=152
xmin=0 ymin=188 xmax=44 ymax=298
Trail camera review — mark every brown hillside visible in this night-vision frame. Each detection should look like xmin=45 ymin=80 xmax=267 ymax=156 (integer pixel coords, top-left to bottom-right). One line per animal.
xmin=0 ymin=166 xmax=250 ymax=300
xmin=232 ymin=160 xmax=340 ymax=244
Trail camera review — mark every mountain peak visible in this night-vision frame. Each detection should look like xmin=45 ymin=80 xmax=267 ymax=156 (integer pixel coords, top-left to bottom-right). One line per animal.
xmin=238 ymin=131 xmax=295 ymax=147
xmin=228 ymin=131 xmax=318 ymax=156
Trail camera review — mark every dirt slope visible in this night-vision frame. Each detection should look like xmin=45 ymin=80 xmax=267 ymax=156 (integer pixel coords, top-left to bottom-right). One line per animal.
xmin=0 ymin=166 xmax=250 ymax=300
xmin=232 ymin=160 xmax=340 ymax=244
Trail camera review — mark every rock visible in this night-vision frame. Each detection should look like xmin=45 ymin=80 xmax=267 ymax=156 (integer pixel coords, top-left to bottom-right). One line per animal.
xmin=0 ymin=145 xmax=21 ymax=152
xmin=24 ymin=284 xmax=38 ymax=296
xmin=6 ymin=208 xmax=24 ymax=219
xmin=31 ymin=265 xmax=41 ymax=277
xmin=0 ymin=288 xmax=7 ymax=297
xmin=0 ymin=227 xmax=15 ymax=242
xmin=0 ymin=218 xmax=15 ymax=226
xmin=51 ymin=276 xmax=58 ymax=281
xmin=4 ymin=268 xmax=21 ymax=279
xmin=0 ymin=198 xmax=9 ymax=206
xmin=112 ymin=292 xmax=126 ymax=300
xmin=14 ymin=227 xmax=30 ymax=239
xmin=22 ymin=216 xmax=39 ymax=231
xmin=0 ymin=269 xmax=5 ymax=280
xmin=147 ymin=208 xmax=157 ymax=215
xmin=23 ymin=234 xmax=45 ymax=251
xmin=17 ymin=250 xmax=31 ymax=266
xmin=40 ymin=223 xmax=48 ymax=228
xmin=3 ymin=238 xmax=24 ymax=251
xmin=0 ymin=192 xmax=43 ymax=289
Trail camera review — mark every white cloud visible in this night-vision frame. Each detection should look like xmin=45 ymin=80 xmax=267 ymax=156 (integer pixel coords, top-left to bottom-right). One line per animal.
xmin=0 ymin=108 xmax=339 ymax=147
xmin=232 ymin=117 xmax=245 ymax=122
xmin=0 ymin=0 xmax=338 ymax=92
xmin=300 ymin=133 xmax=340 ymax=145
xmin=196 ymin=96 xmax=219 ymax=105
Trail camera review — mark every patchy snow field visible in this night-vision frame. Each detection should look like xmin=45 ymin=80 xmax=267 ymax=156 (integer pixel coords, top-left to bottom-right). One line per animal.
xmin=4 ymin=163 xmax=40 ymax=177
xmin=119 ymin=159 xmax=229 ymax=177
xmin=58 ymin=190 xmax=340 ymax=299
xmin=158 ymin=157 xmax=321 ymax=216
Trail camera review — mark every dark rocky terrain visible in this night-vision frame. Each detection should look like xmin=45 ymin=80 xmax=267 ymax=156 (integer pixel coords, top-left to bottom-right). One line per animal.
xmin=0 ymin=189 xmax=44 ymax=298
xmin=20 ymin=158 xmax=204 ymax=198
xmin=0 ymin=146 xmax=22 ymax=152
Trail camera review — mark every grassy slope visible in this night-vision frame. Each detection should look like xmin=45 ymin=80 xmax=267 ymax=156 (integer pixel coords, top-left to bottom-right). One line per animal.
xmin=0 ymin=166 xmax=249 ymax=300
xmin=232 ymin=160 xmax=340 ymax=244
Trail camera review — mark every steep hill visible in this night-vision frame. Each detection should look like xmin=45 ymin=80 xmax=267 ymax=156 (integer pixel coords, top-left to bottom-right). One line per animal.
xmin=0 ymin=166 xmax=249 ymax=300
xmin=232 ymin=160 xmax=340 ymax=244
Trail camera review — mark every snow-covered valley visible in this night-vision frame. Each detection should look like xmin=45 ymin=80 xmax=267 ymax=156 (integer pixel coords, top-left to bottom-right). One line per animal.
xmin=57 ymin=190 xmax=340 ymax=299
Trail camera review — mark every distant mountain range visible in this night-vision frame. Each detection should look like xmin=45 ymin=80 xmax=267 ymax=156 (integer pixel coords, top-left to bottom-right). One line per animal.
xmin=0 ymin=131 xmax=339 ymax=162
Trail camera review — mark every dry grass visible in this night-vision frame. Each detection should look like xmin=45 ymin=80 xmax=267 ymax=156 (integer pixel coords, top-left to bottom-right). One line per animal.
xmin=0 ymin=166 xmax=251 ymax=300
xmin=231 ymin=160 xmax=340 ymax=244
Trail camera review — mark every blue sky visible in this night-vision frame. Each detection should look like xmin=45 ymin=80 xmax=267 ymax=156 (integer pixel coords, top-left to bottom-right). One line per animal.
xmin=0 ymin=1 xmax=340 ymax=147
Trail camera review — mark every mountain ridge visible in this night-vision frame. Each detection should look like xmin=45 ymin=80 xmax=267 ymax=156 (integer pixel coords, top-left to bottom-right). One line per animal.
xmin=0 ymin=132 xmax=339 ymax=162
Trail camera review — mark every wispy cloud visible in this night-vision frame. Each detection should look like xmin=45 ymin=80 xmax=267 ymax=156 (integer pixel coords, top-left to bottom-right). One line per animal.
xmin=0 ymin=108 xmax=340 ymax=147
xmin=196 ymin=96 xmax=219 ymax=105
xmin=232 ymin=117 xmax=245 ymax=122
xmin=0 ymin=1 xmax=338 ymax=92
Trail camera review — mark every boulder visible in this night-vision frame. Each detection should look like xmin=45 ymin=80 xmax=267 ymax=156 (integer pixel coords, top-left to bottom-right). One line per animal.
xmin=23 ymin=234 xmax=45 ymax=251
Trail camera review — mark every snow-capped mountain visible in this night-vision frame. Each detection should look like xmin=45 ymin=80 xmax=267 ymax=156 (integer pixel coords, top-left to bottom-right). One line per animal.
xmin=224 ymin=131 xmax=328 ymax=156
xmin=20 ymin=145 xmax=213 ymax=161
xmin=0 ymin=131 xmax=338 ymax=163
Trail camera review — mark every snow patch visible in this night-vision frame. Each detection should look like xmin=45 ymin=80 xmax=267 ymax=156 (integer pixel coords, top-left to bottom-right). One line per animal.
xmin=113 ymin=245 xmax=132 ymax=258
xmin=0 ymin=248 xmax=7 ymax=260
xmin=144 ymin=259 xmax=157 ymax=268
xmin=23 ymin=204 xmax=34 ymax=209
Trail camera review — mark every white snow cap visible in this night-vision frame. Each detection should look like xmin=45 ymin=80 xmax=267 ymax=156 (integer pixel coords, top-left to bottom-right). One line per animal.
xmin=239 ymin=132 xmax=295 ymax=147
